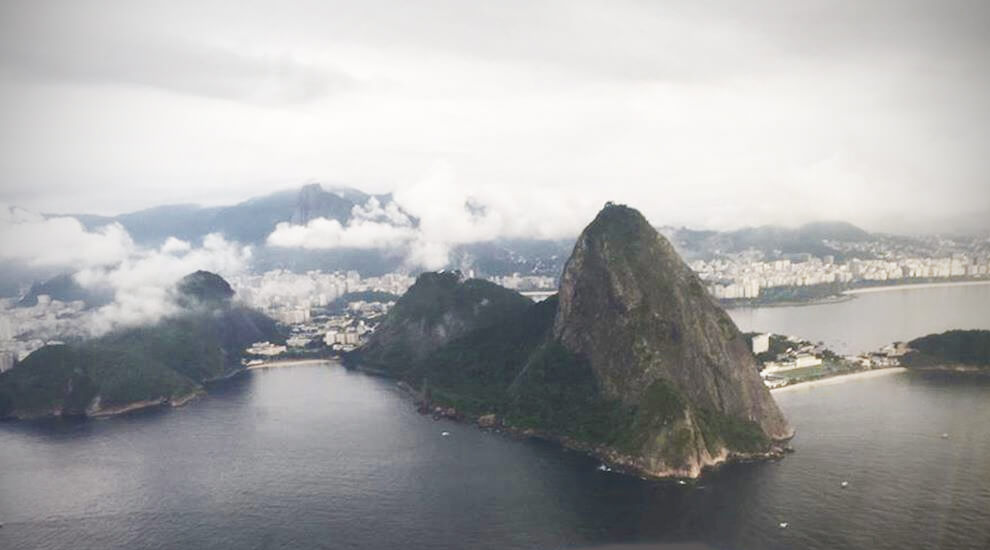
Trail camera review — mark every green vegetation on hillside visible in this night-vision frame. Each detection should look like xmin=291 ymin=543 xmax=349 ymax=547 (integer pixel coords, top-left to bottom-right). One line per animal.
xmin=0 ymin=274 xmax=283 ymax=419
xmin=388 ymin=293 xmax=769 ymax=461
xmin=359 ymin=204 xmax=788 ymax=475
xmin=175 ymin=270 xmax=235 ymax=305
xmin=358 ymin=271 xmax=533 ymax=372
xmin=506 ymin=341 xmax=631 ymax=445
xmin=0 ymin=343 xmax=198 ymax=417
xmin=389 ymin=272 xmax=530 ymax=327
xmin=904 ymin=330 xmax=990 ymax=367
xmin=695 ymin=408 xmax=769 ymax=455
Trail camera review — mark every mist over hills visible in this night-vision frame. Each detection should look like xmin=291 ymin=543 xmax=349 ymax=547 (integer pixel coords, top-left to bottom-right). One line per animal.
xmin=64 ymin=183 xmax=396 ymax=246
xmin=41 ymin=183 xmax=889 ymax=272
xmin=0 ymin=271 xmax=283 ymax=419
xmin=661 ymin=220 xmax=874 ymax=261
xmin=16 ymin=273 xmax=114 ymax=309
xmin=5 ymin=182 xmax=960 ymax=309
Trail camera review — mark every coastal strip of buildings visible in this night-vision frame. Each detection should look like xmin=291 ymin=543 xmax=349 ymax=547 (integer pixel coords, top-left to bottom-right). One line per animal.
xmin=696 ymin=254 xmax=990 ymax=300
xmin=750 ymin=332 xmax=909 ymax=389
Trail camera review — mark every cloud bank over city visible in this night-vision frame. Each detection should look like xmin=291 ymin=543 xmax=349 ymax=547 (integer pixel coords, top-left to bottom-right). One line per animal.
xmin=1 ymin=0 xmax=988 ymax=235
xmin=0 ymin=204 xmax=253 ymax=335
xmin=267 ymin=164 xmax=594 ymax=269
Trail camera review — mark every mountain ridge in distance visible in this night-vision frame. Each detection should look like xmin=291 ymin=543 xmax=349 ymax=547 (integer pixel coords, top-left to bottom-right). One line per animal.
xmin=57 ymin=184 xmax=393 ymax=246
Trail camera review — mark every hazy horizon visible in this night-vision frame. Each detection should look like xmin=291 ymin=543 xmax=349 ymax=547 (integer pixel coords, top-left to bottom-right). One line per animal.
xmin=2 ymin=1 xmax=989 ymax=236
xmin=25 ymin=181 xmax=966 ymax=237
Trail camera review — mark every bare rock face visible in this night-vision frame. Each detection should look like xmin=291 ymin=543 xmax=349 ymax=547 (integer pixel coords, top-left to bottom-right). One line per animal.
xmin=552 ymin=203 xmax=792 ymax=475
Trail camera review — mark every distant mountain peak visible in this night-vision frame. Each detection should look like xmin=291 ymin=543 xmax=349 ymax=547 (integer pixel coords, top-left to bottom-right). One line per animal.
xmin=175 ymin=270 xmax=235 ymax=306
xmin=16 ymin=273 xmax=113 ymax=309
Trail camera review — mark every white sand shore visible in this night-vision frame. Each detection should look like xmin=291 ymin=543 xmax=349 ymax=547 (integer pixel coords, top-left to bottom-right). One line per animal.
xmin=245 ymin=358 xmax=337 ymax=371
xmin=842 ymin=280 xmax=990 ymax=295
xmin=770 ymin=367 xmax=907 ymax=393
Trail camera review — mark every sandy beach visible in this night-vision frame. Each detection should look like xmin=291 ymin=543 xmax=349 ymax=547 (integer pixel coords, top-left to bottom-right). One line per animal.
xmin=843 ymin=280 xmax=990 ymax=295
xmin=245 ymin=358 xmax=337 ymax=371
xmin=771 ymin=367 xmax=907 ymax=393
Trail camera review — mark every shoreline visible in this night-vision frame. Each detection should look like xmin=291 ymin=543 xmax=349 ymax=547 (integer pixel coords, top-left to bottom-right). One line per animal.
xmin=725 ymin=294 xmax=854 ymax=309
xmin=842 ymin=279 xmax=990 ymax=296
xmin=394 ymin=377 xmax=791 ymax=481
xmin=89 ymin=390 xmax=204 ymax=417
xmin=725 ymin=278 xmax=990 ymax=309
xmin=770 ymin=367 xmax=906 ymax=393
xmin=245 ymin=358 xmax=337 ymax=371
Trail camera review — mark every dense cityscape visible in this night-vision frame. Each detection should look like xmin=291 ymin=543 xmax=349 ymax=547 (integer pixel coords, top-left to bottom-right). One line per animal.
xmin=687 ymin=231 xmax=990 ymax=300
xmin=697 ymin=253 xmax=990 ymax=300
xmin=2 ymin=232 xmax=989 ymax=372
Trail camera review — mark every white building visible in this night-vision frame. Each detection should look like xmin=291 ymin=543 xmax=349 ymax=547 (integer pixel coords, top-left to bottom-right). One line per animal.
xmin=0 ymin=351 xmax=14 ymax=373
xmin=246 ymin=341 xmax=287 ymax=357
xmin=751 ymin=333 xmax=771 ymax=355
xmin=795 ymin=355 xmax=823 ymax=368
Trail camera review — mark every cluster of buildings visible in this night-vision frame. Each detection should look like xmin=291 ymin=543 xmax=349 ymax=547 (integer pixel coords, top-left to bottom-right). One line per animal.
xmin=486 ymin=273 xmax=557 ymax=291
xmin=229 ymin=270 xmax=414 ymax=326
xmin=846 ymin=342 xmax=909 ymax=369
xmin=0 ymin=296 xmax=83 ymax=372
xmin=232 ymin=271 xmax=412 ymax=359
xmin=753 ymin=332 xmax=911 ymax=389
xmin=697 ymin=253 xmax=990 ymax=300
xmin=753 ymin=334 xmax=825 ymax=369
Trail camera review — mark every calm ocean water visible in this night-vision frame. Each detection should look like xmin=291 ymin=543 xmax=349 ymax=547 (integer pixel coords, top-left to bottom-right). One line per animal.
xmin=1 ymin=285 xmax=989 ymax=550
xmin=728 ymin=282 xmax=990 ymax=354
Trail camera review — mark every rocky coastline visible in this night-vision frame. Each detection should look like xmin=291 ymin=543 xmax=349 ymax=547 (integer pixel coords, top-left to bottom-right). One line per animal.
xmin=87 ymin=390 xmax=204 ymax=417
xmin=398 ymin=381 xmax=793 ymax=480
xmin=1 ymin=388 xmax=205 ymax=421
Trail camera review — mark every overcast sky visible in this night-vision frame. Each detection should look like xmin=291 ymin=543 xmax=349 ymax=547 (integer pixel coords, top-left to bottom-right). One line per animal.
xmin=1 ymin=0 xmax=988 ymax=233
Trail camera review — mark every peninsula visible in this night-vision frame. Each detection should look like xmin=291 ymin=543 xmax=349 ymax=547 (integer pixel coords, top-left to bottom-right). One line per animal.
xmin=900 ymin=329 xmax=990 ymax=372
xmin=354 ymin=203 xmax=793 ymax=479
xmin=0 ymin=271 xmax=284 ymax=419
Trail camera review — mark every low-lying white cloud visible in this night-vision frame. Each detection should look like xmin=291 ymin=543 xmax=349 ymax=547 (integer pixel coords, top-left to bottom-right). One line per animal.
xmin=2 ymin=205 xmax=253 ymax=336
xmin=266 ymin=164 xmax=597 ymax=269
xmin=268 ymin=217 xmax=417 ymax=250
xmin=160 ymin=236 xmax=192 ymax=254
xmin=0 ymin=204 xmax=134 ymax=267
xmin=76 ymin=233 xmax=252 ymax=335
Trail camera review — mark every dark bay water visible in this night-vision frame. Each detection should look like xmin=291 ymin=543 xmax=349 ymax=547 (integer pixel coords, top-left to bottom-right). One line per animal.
xmin=728 ymin=283 xmax=990 ymax=354
xmin=1 ymin=364 xmax=989 ymax=550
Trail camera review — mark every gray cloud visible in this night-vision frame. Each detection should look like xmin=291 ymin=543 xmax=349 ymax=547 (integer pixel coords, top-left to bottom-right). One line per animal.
xmin=0 ymin=0 xmax=987 ymax=232
xmin=0 ymin=2 xmax=352 ymax=104
xmin=0 ymin=203 xmax=253 ymax=335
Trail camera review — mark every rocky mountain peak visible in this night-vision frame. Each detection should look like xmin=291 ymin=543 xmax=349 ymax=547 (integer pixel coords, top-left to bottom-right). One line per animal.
xmin=554 ymin=202 xmax=792 ymax=442
xmin=290 ymin=183 xmax=357 ymax=225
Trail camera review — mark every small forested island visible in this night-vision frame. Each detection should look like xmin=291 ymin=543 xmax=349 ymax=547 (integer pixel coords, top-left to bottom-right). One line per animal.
xmin=353 ymin=203 xmax=793 ymax=479
xmin=901 ymin=330 xmax=990 ymax=371
xmin=0 ymin=271 xmax=283 ymax=419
